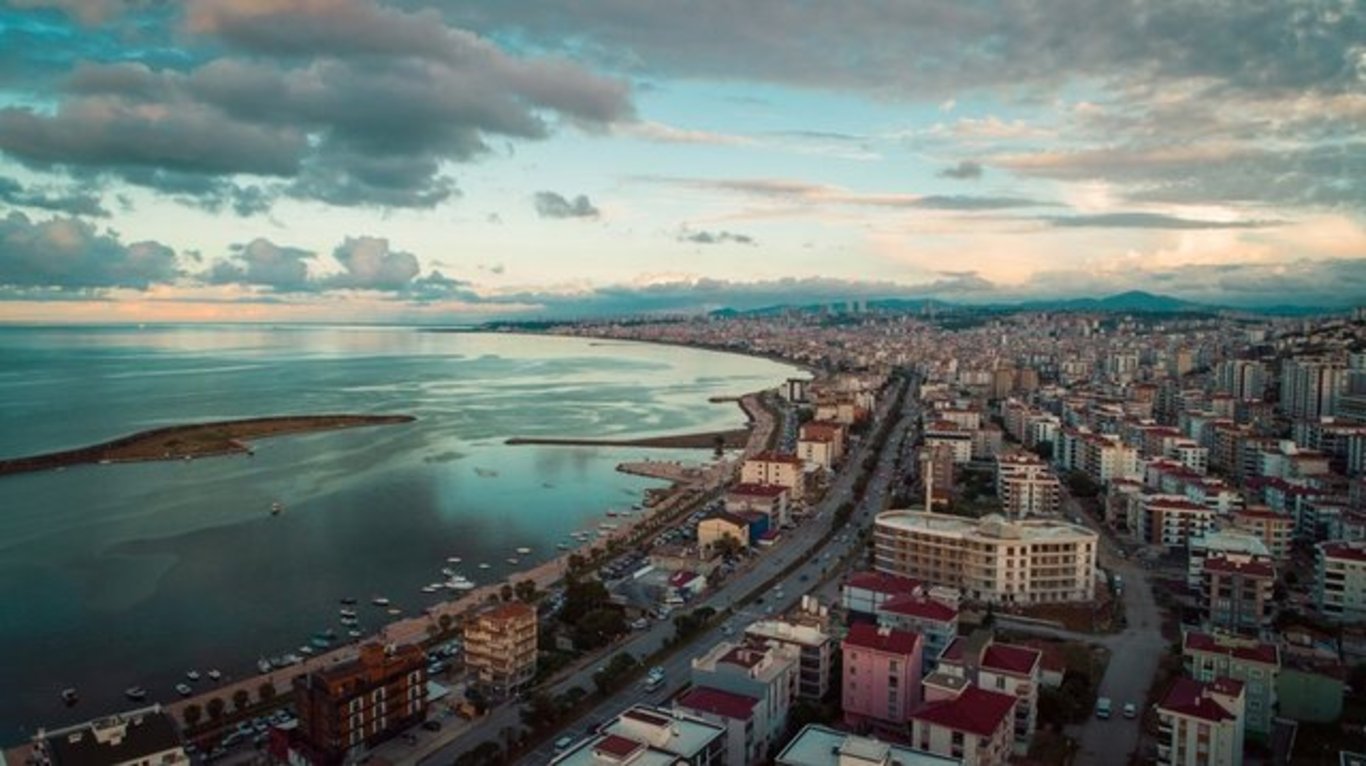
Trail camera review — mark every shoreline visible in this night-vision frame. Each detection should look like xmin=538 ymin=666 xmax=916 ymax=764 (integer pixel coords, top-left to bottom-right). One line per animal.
xmin=0 ymin=414 xmax=415 ymax=477
xmin=506 ymin=429 xmax=749 ymax=450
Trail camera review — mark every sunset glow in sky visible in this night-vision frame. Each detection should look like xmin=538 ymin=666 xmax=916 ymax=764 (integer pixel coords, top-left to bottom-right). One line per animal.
xmin=0 ymin=0 xmax=1363 ymax=321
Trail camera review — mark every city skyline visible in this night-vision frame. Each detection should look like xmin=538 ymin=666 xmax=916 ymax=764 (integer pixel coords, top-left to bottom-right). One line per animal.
xmin=0 ymin=0 xmax=1363 ymax=322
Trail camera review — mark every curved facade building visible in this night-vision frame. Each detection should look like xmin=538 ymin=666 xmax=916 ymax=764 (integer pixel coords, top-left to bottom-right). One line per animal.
xmin=873 ymin=511 xmax=1098 ymax=605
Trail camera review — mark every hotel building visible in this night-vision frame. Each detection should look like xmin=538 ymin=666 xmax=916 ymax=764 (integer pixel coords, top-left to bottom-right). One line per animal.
xmin=293 ymin=643 xmax=427 ymax=764
xmin=872 ymin=511 xmax=1097 ymax=605
xmin=464 ymin=602 xmax=537 ymax=698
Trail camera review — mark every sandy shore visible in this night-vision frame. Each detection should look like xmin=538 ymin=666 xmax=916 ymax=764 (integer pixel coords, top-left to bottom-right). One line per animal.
xmin=0 ymin=414 xmax=415 ymax=477
xmin=505 ymin=428 xmax=748 ymax=450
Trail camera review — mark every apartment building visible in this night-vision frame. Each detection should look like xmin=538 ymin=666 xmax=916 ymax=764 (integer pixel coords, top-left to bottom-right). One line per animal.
xmin=842 ymin=571 xmax=924 ymax=618
xmin=797 ymin=421 xmax=845 ymax=470
xmin=1280 ymin=359 xmax=1343 ymax=420
xmin=745 ymin=618 xmax=834 ymax=701
xmin=1187 ymin=530 xmax=1272 ymax=588
xmin=1202 ymin=554 xmax=1275 ymax=635
xmin=691 ymin=640 xmax=798 ymax=763
xmin=1142 ymin=494 xmax=1218 ymax=549
xmin=33 ymin=709 xmax=188 ymax=766
xmin=975 ymin=644 xmax=1042 ymax=751
xmin=464 ymin=602 xmax=537 ymax=698
xmin=1183 ymin=632 xmax=1279 ymax=736
xmin=924 ymin=421 xmax=974 ymax=464
xmin=741 ymin=453 xmax=806 ymax=500
xmin=1316 ymin=540 xmax=1366 ymax=623
xmin=776 ymin=724 xmax=960 ymax=766
xmin=873 ymin=511 xmax=1097 ymax=605
xmin=293 ymin=643 xmax=427 ymax=764
xmin=1155 ymin=677 xmax=1246 ymax=766
xmin=1230 ymin=507 xmax=1294 ymax=560
xmin=876 ymin=594 xmax=960 ymax=672
xmin=842 ymin=624 xmax=924 ymax=735
xmin=724 ymin=484 xmax=790 ymax=527
xmin=995 ymin=453 xmax=1062 ymax=519
xmin=910 ymin=685 xmax=1017 ymax=766
xmin=551 ymin=706 xmax=726 ymax=766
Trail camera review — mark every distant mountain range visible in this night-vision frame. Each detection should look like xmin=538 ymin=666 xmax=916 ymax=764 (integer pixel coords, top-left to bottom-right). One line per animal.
xmin=710 ymin=290 xmax=1336 ymax=318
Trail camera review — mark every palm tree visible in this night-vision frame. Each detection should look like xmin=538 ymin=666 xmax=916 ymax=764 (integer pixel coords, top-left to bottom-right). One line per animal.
xmin=438 ymin=613 xmax=454 ymax=633
xmin=232 ymin=689 xmax=250 ymax=712
xmin=258 ymin=681 xmax=276 ymax=701
xmin=206 ymin=697 xmax=225 ymax=720
xmin=183 ymin=703 xmax=202 ymax=727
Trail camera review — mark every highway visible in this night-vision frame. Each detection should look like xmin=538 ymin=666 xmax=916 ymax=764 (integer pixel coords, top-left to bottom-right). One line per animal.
xmin=418 ymin=378 xmax=918 ymax=766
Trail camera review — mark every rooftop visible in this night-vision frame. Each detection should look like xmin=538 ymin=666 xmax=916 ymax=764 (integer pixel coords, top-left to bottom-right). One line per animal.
xmin=845 ymin=570 xmax=923 ymax=597
xmin=875 ymin=510 xmax=1096 ymax=542
xmin=844 ymin=623 xmax=921 ymax=656
xmin=775 ymin=724 xmax=960 ymax=766
xmin=1158 ymin=677 xmax=1239 ymax=724
xmin=41 ymin=709 xmax=183 ymax=766
xmin=911 ymin=685 xmax=1017 ymax=738
xmin=980 ymin=643 xmax=1042 ymax=676
xmin=1184 ymin=631 xmax=1279 ymax=666
xmin=676 ymin=686 xmax=760 ymax=721
xmin=878 ymin=594 xmax=958 ymax=623
xmin=1320 ymin=541 xmax=1366 ymax=562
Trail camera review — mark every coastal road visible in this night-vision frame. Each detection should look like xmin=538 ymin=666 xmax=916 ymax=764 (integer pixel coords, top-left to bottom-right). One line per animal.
xmin=418 ymin=379 xmax=913 ymax=766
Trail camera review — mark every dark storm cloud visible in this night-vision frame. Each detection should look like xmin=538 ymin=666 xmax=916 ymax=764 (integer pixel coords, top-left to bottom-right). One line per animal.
xmin=0 ymin=0 xmax=634 ymax=210
xmin=939 ymin=160 xmax=983 ymax=180
xmin=0 ymin=175 xmax=108 ymax=217
xmin=1046 ymin=213 xmax=1279 ymax=229
xmin=0 ymin=210 xmax=178 ymax=289
xmin=534 ymin=191 xmax=600 ymax=219
xmin=678 ymin=229 xmax=755 ymax=246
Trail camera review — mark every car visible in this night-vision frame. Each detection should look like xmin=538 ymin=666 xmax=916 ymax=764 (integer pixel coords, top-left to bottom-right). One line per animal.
xmin=421 ymin=720 xmax=442 ymax=732
xmin=1096 ymin=697 xmax=1112 ymax=719
xmin=1123 ymin=702 xmax=1137 ymax=719
xmin=554 ymin=736 xmax=575 ymax=752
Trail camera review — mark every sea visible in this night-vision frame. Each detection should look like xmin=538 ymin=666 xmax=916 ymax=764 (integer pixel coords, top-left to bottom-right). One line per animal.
xmin=0 ymin=324 xmax=799 ymax=744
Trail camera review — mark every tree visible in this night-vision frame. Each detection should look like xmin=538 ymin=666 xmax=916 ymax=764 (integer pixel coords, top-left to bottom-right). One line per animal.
xmin=500 ymin=583 xmax=514 ymax=603
xmin=1066 ymin=470 xmax=1100 ymax=499
xmin=258 ymin=681 xmax=276 ymax=701
xmin=183 ymin=703 xmax=202 ymax=727
xmin=439 ymin=613 xmax=454 ymax=633
xmin=713 ymin=534 xmax=743 ymax=561
xmin=232 ymin=689 xmax=250 ymax=712
xmin=515 ymin=580 xmax=538 ymax=604
xmin=520 ymin=692 xmax=559 ymax=730
xmin=713 ymin=434 xmax=726 ymax=458
xmin=206 ymin=697 xmax=225 ymax=720
xmin=575 ymin=607 xmax=627 ymax=650
xmin=561 ymin=579 xmax=611 ymax=625
xmin=592 ymin=652 xmax=639 ymax=696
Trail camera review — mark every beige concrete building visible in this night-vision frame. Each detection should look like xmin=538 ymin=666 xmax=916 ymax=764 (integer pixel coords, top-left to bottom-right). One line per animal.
xmin=872 ymin=511 xmax=1097 ymax=605
xmin=995 ymin=453 xmax=1062 ymax=519
xmin=741 ymin=452 xmax=806 ymax=500
xmin=464 ymin=602 xmax=537 ymax=697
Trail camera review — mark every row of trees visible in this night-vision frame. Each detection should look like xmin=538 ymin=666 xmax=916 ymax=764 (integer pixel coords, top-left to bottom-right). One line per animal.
xmin=181 ymin=681 xmax=277 ymax=727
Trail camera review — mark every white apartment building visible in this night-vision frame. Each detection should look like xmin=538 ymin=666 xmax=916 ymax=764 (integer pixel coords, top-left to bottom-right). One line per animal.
xmin=741 ymin=453 xmax=806 ymax=500
xmin=1316 ymin=540 xmax=1366 ymax=623
xmin=1142 ymin=494 xmax=1218 ymax=549
xmin=744 ymin=618 xmax=834 ymax=701
xmin=995 ymin=453 xmax=1062 ymax=519
xmin=1156 ymin=677 xmax=1245 ymax=766
xmin=690 ymin=640 xmax=799 ymax=764
xmin=872 ymin=511 xmax=1097 ymax=605
xmin=1188 ymin=530 xmax=1272 ymax=588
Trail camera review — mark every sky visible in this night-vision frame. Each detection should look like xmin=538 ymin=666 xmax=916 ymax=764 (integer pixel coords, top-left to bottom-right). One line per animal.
xmin=0 ymin=0 xmax=1362 ymax=322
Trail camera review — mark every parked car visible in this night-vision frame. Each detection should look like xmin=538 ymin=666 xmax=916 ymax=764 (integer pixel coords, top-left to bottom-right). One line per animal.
xmin=421 ymin=720 xmax=442 ymax=732
xmin=1123 ymin=702 xmax=1137 ymax=719
xmin=1096 ymin=697 xmax=1112 ymax=719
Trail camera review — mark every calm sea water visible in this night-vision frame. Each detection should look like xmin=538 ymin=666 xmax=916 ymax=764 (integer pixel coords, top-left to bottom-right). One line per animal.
xmin=0 ymin=325 xmax=796 ymax=742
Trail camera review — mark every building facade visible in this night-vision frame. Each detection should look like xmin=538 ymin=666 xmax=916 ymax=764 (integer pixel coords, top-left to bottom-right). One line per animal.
xmin=293 ymin=643 xmax=427 ymax=764
xmin=464 ymin=603 xmax=537 ymax=698
xmin=1316 ymin=540 xmax=1366 ymax=623
xmin=1155 ymin=677 xmax=1245 ymax=766
xmin=841 ymin=624 xmax=924 ymax=735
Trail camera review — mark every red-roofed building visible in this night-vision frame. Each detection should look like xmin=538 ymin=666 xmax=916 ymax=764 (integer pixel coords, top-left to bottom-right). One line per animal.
xmin=842 ymin=571 xmax=923 ymax=617
xmin=798 ymin=421 xmax=846 ymax=469
xmin=691 ymin=640 xmax=799 ymax=763
xmin=1155 ymin=677 xmax=1246 ymax=766
xmin=1182 ymin=632 xmax=1279 ymax=735
xmin=876 ymin=594 xmax=959 ymax=672
xmin=978 ymin=644 xmax=1042 ymax=749
xmin=910 ymin=685 xmax=1016 ymax=766
xmin=675 ymin=687 xmax=762 ymax=766
xmin=842 ymin=624 xmax=924 ymax=736
xmin=725 ymin=483 xmax=791 ymax=526
xmin=1316 ymin=540 xmax=1366 ymax=624
xmin=1201 ymin=553 xmax=1275 ymax=634
xmin=741 ymin=453 xmax=806 ymax=500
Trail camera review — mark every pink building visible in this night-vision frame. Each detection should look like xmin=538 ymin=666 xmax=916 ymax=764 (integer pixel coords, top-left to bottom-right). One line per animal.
xmin=841 ymin=623 xmax=923 ymax=736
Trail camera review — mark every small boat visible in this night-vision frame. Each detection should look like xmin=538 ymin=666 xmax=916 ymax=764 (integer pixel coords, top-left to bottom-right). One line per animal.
xmin=446 ymin=557 xmax=462 ymax=564
xmin=299 ymin=645 xmax=315 ymax=656
xmin=257 ymin=658 xmax=273 ymax=674
xmin=386 ymin=607 xmax=402 ymax=616
xmin=270 ymin=502 xmax=283 ymax=516
xmin=421 ymin=585 xmax=438 ymax=594
xmin=340 ymin=615 xmax=358 ymax=625
xmin=125 ymin=686 xmax=147 ymax=701
xmin=516 ymin=547 xmax=532 ymax=555
xmin=473 ymin=467 xmax=499 ymax=478
xmin=347 ymin=629 xmax=363 ymax=638
xmin=339 ymin=597 xmax=358 ymax=606
xmin=61 ymin=688 xmax=78 ymax=706
xmin=506 ymin=557 xmax=519 ymax=565
xmin=478 ymin=563 xmax=491 ymax=570
xmin=372 ymin=597 xmax=390 ymax=607
xmin=557 ymin=543 xmax=570 ymax=550
xmin=441 ymin=567 xmax=455 ymax=577
xmin=339 ymin=608 xmax=357 ymax=618
xmin=207 ymin=669 xmax=221 ymax=681
xmin=175 ymin=683 xmax=192 ymax=697
xmin=445 ymin=576 xmax=476 ymax=591
xmin=186 ymin=670 xmax=201 ymax=682
xmin=310 ymin=637 xmax=331 ymax=649
xmin=605 ymin=510 xmax=618 ymax=518
xmin=281 ymin=654 xmax=303 ymax=666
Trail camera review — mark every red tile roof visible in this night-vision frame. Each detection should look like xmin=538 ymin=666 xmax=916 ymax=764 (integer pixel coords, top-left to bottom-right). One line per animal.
xmin=1203 ymin=556 xmax=1275 ymax=577
xmin=912 ymin=686 xmax=1016 ymax=738
xmin=843 ymin=623 xmax=921 ymax=656
xmin=878 ymin=594 xmax=958 ymax=623
xmin=1158 ymin=677 xmax=1238 ymax=723
xmin=1184 ymin=632 xmax=1279 ymax=665
xmin=677 ymin=686 xmax=760 ymax=721
xmin=1321 ymin=541 xmax=1366 ymax=562
xmin=845 ymin=571 xmax=922 ymax=597
xmin=981 ymin=643 xmax=1042 ymax=676
xmin=593 ymin=734 xmax=645 ymax=759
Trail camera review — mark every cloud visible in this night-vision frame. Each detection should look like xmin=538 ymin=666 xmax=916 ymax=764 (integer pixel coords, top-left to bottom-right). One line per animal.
xmin=617 ymin=120 xmax=752 ymax=145
xmin=643 ymin=176 xmax=1051 ymax=211
xmin=534 ymin=191 xmax=600 ymax=219
xmin=8 ymin=0 xmax=130 ymax=25
xmin=327 ymin=236 xmax=420 ymax=290
xmin=1046 ymin=213 xmax=1280 ymax=229
xmin=938 ymin=160 xmax=983 ymax=180
xmin=0 ymin=211 xmax=178 ymax=289
xmin=0 ymin=175 xmax=108 ymax=217
xmin=678 ymin=229 xmax=755 ymax=246
xmin=208 ymin=237 xmax=314 ymax=290
xmin=0 ymin=2 xmax=634 ymax=210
